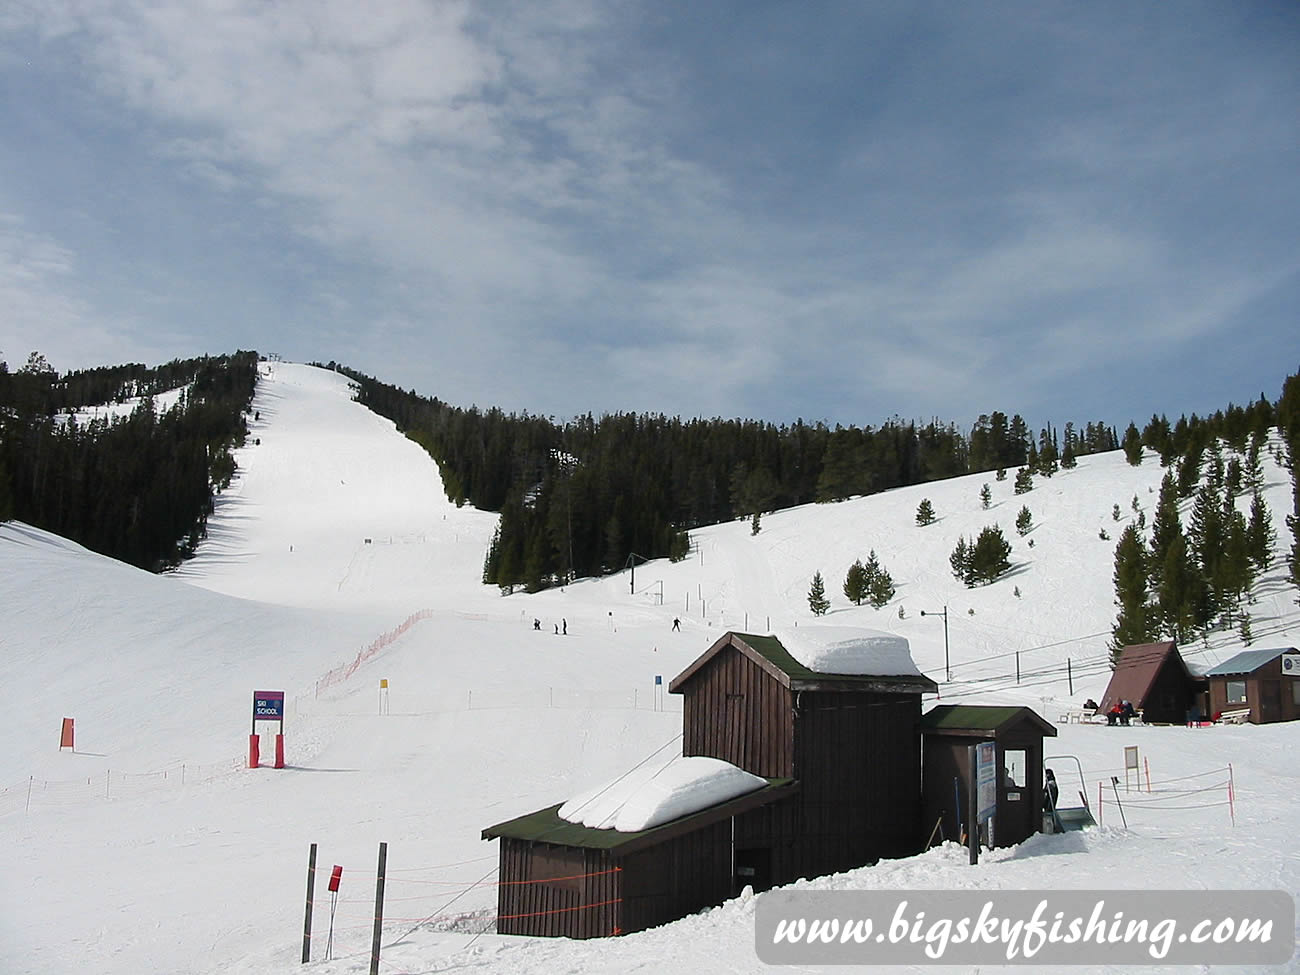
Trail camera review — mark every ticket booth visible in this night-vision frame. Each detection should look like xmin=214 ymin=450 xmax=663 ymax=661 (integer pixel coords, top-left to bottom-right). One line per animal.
xmin=920 ymin=705 xmax=1057 ymax=848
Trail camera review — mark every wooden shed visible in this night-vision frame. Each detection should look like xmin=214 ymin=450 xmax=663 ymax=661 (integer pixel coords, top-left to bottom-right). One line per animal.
xmin=481 ymin=629 xmax=937 ymax=938
xmin=1204 ymin=648 xmax=1300 ymax=725
xmin=1100 ymin=641 xmax=1206 ymax=724
xmin=919 ymin=705 xmax=1056 ymax=849
xmin=670 ymin=631 xmax=938 ymax=888
xmin=481 ymin=778 xmax=798 ymax=938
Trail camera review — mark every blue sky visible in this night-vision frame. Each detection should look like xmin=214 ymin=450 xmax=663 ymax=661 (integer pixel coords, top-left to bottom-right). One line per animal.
xmin=1 ymin=1 xmax=1296 ymax=430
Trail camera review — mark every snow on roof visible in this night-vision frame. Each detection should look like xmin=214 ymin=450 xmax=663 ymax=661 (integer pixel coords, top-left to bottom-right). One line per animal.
xmin=558 ymin=755 xmax=766 ymax=833
xmin=770 ymin=624 xmax=923 ymax=677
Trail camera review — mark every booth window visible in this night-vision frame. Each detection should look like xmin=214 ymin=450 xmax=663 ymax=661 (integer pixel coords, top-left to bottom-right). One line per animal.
xmin=1226 ymin=681 xmax=1247 ymax=706
xmin=1002 ymin=749 xmax=1026 ymax=788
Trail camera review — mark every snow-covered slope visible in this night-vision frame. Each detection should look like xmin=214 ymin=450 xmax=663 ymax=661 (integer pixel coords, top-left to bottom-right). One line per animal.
xmin=1 ymin=362 xmax=1297 ymax=975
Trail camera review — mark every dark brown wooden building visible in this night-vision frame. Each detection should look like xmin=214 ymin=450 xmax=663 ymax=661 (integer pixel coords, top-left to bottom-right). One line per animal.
xmin=482 ymin=630 xmax=937 ymax=938
xmin=672 ymin=632 xmax=937 ymax=886
xmin=1100 ymin=641 xmax=1206 ymax=724
xmin=1205 ymin=648 xmax=1300 ymax=724
xmin=481 ymin=779 xmax=798 ymax=938
xmin=919 ymin=705 xmax=1056 ymax=849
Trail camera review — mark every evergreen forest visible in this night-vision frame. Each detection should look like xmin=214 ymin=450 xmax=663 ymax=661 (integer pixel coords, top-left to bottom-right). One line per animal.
xmin=0 ymin=351 xmax=259 ymax=571
xmin=328 ymin=362 xmax=1154 ymax=593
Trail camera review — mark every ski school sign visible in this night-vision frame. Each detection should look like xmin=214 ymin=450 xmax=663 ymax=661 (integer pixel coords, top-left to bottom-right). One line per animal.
xmin=249 ymin=690 xmax=287 ymax=769
xmin=253 ymin=691 xmax=286 ymax=722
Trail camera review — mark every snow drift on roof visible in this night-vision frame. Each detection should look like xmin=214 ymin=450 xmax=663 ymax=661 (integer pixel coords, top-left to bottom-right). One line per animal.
xmin=771 ymin=625 xmax=923 ymax=677
xmin=558 ymin=756 xmax=766 ymax=833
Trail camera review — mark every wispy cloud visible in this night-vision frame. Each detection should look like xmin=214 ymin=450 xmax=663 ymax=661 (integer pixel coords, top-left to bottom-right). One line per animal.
xmin=1 ymin=0 xmax=1296 ymax=425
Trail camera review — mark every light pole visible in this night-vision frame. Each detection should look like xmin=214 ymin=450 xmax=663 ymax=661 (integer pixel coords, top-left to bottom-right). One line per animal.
xmin=626 ymin=552 xmax=649 ymax=595
xmin=920 ymin=605 xmax=951 ymax=682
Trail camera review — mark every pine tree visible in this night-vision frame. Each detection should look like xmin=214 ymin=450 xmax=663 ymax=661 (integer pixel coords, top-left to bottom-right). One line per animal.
xmin=980 ymin=482 xmax=991 ymax=509
xmin=863 ymin=549 xmax=895 ymax=608
xmin=843 ymin=559 xmax=868 ymax=606
xmin=1246 ymin=491 xmax=1275 ymax=573
xmin=1036 ymin=427 xmax=1058 ymax=477
xmin=949 ymin=536 xmax=972 ymax=583
xmin=1244 ymin=434 xmax=1264 ymax=492
xmin=1122 ymin=422 xmax=1144 ymax=465
xmin=1157 ymin=533 xmax=1201 ymax=641
xmin=996 ymin=467 xmax=1007 ymax=482
xmin=1060 ymin=423 xmax=1078 ymax=469
xmin=751 ymin=510 xmax=761 ymax=535
xmin=1110 ymin=524 xmax=1151 ymax=664
xmin=1188 ymin=482 xmax=1226 ymax=618
xmin=1225 ymin=457 xmax=1243 ymax=498
xmin=968 ymin=525 xmax=1013 ymax=585
xmin=808 ymin=571 xmax=830 ymax=616
xmin=1014 ymin=467 xmax=1033 ymax=495
xmin=1148 ymin=471 xmax=1183 ymax=599
xmin=1221 ymin=509 xmax=1254 ymax=618
xmin=1015 ymin=505 xmax=1032 ymax=536
xmin=916 ymin=498 xmax=936 ymax=526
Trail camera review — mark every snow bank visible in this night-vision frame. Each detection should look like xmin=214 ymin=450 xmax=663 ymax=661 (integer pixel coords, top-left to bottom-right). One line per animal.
xmin=772 ymin=624 xmax=923 ymax=677
xmin=559 ymin=756 xmax=766 ymax=832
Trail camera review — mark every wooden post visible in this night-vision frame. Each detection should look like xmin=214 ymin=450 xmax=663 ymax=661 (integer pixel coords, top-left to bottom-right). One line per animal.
xmin=302 ymin=843 xmax=317 ymax=963
xmin=967 ymin=746 xmax=979 ymax=865
xmin=370 ymin=842 xmax=387 ymax=975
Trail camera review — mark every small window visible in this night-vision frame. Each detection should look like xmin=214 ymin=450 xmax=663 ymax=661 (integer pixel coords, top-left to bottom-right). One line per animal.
xmin=1001 ymin=749 xmax=1026 ymax=788
xmin=1226 ymin=681 xmax=1247 ymax=706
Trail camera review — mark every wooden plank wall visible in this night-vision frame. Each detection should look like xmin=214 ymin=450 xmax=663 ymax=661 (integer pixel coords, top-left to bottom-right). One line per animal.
xmin=496 ymin=840 xmax=620 ymax=939
xmin=619 ymin=820 xmax=733 ymax=934
xmin=682 ymin=645 xmax=793 ymax=777
xmin=792 ymin=691 xmax=923 ymax=876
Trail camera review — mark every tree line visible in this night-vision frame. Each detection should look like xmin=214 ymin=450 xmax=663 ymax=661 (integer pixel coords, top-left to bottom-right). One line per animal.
xmin=0 ymin=351 xmax=258 ymax=571
xmin=326 ymin=361 xmax=1133 ymax=592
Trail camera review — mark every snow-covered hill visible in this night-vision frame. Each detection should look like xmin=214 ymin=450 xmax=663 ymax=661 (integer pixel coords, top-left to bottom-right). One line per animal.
xmin=1 ymin=362 xmax=1297 ymax=975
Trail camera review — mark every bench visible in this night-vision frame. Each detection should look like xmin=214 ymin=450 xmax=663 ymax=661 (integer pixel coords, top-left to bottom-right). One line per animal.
xmin=1218 ymin=708 xmax=1250 ymax=724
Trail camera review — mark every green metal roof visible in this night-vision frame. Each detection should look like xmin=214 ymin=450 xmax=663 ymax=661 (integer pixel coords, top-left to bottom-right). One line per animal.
xmin=920 ymin=705 xmax=1057 ymax=737
xmin=482 ymin=777 xmax=798 ymax=853
xmin=1205 ymin=647 xmax=1296 ymax=677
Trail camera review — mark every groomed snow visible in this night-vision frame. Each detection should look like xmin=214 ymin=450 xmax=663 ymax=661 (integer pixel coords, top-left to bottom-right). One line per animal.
xmin=772 ymin=624 xmax=923 ymax=677
xmin=559 ymin=755 xmax=767 ymax=832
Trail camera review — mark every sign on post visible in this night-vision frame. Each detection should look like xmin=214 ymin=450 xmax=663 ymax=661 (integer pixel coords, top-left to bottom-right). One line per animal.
xmin=975 ymin=741 xmax=997 ymax=823
xmin=1124 ymin=745 xmax=1140 ymax=791
xmin=250 ymin=690 xmax=286 ymax=770
xmin=968 ymin=741 xmax=997 ymax=865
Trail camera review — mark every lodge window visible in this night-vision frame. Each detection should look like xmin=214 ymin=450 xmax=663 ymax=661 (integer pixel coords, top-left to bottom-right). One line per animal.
xmin=1226 ymin=681 xmax=1247 ymax=706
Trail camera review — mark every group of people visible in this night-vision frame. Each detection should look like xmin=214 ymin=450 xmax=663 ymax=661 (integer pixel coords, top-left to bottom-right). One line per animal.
xmin=1104 ymin=700 xmax=1136 ymax=726
xmin=533 ymin=618 xmax=567 ymax=635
